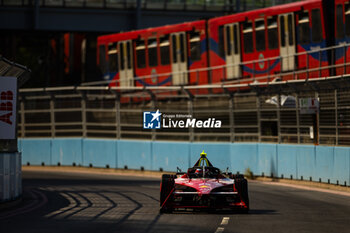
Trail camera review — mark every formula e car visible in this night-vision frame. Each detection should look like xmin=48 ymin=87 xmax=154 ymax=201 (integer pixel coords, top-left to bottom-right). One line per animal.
xmin=160 ymin=151 xmax=249 ymax=213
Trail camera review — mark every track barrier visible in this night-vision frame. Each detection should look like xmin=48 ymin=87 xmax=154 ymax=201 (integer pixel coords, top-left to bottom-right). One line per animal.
xmin=0 ymin=152 xmax=22 ymax=202
xmin=19 ymin=138 xmax=350 ymax=187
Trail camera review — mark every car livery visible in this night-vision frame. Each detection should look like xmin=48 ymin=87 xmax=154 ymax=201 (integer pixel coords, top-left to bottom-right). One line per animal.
xmin=159 ymin=151 xmax=249 ymax=213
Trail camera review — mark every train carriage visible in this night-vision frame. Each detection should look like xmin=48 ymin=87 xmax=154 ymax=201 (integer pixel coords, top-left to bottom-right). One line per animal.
xmin=208 ymin=0 xmax=329 ymax=86
xmin=97 ymin=20 xmax=209 ymax=89
xmin=96 ymin=0 xmax=348 ymax=97
xmin=334 ymin=0 xmax=350 ymax=75
xmin=295 ymin=0 xmax=329 ymax=79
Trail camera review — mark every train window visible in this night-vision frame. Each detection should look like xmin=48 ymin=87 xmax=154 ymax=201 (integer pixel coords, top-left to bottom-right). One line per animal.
xmin=172 ymin=34 xmax=177 ymax=63
xmin=108 ymin=43 xmax=118 ymax=73
xmin=127 ymin=41 xmax=132 ymax=69
xmin=268 ymin=17 xmax=278 ymax=49
xmin=288 ymin=14 xmax=294 ymax=46
xmin=337 ymin=4 xmax=345 ymax=39
xmin=189 ymin=31 xmax=201 ymax=62
xmin=280 ymin=16 xmax=286 ymax=47
xmin=346 ymin=4 xmax=350 ymax=36
xmin=120 ymin=43 xmax=125 ymax=70
xmin=298 ymin=11 xmax=310 ymax=45
xmin=160 ymin=35 xmax=170 ymax=65
xmin=136 ymin=39 xmax=146 ymax=68
xmin=225 ymin=26 xmax=232 ymax=55
xmin=234 ymin=24 xmax=239 ymax=54
xmin=218 ymin=26 xmax=225 ymax=58
xmin=255 ymin=20 xmax=266 ymax=51
xmin=98 ymin=45 xmax=108 ymax=74
xmin=180 ymin=33 xmax=185 ymax=62
xmin=148 ymin=38 xmax=158 ymax=67
xmin=311 ymin=9 xmax=322 ymax=43
xmin=243 ymin=21 xmax=253 ymax=53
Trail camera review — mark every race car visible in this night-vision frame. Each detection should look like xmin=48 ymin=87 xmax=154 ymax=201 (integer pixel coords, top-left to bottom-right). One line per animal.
xmin=160 ymin=151 xmax=249 ymax=213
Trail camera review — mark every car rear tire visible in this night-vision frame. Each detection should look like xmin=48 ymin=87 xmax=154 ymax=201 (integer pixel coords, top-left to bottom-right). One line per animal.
xmin=230 ymin=174 xmax=245 ymax=179
xmin=234 ymin=178 xmax=249 ymax=211
xmin=160 ymin=174 xmax=175 ymax=213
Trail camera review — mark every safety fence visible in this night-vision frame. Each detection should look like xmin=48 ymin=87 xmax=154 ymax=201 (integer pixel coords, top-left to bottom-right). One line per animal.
xmin=19 ymin=138 xmax=350 ymax=187
xmin=18 ymin=74 xmax=350 ymax=146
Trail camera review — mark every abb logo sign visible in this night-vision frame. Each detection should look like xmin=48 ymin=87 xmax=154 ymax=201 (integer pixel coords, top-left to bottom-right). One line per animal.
xmin=0 ymin=91 xmax=13 ymax=125
xmin=0 ymin=77 xmax=17 ymax=139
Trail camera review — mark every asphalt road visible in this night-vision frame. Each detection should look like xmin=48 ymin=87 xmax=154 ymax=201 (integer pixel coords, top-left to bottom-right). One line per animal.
xmin=1 ymin=170 xmax=350 ymax=233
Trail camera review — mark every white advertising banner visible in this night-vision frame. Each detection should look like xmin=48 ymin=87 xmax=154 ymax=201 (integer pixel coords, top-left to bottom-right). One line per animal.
xmin=0 ymin=77 xmax=17 ymax=139
xmin=299 ymin=98 xmax=319 ymax=114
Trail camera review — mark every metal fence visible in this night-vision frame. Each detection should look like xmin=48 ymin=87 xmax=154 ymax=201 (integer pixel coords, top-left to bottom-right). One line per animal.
xmin=18 ymin=75 xmax=350 ymax=146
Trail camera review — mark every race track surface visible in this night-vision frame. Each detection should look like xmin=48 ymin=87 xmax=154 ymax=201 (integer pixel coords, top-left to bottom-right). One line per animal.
xmin=1 ymin=170 xmax=350 ymax=233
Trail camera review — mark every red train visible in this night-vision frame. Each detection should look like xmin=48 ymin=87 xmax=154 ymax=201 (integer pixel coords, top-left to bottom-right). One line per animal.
xmin=97 ymin=0 xmax=349 ymax=92
xmin=334 ymin=0 xmax=350 ymax=75
xmin=97 ymin=20 xmax=208 ymax=88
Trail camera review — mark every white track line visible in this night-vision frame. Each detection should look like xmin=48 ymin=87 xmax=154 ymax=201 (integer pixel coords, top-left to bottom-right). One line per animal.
xmin=221 ymin=217 xmax=230 ymax=225
xmin=215 ymin=227 xmax=225 ymax=233
xmin=215 ymin=217 xmax=230 ymax=233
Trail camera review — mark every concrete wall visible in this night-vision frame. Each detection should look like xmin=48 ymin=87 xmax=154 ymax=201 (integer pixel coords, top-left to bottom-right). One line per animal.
xmin=19 ymin=138 xmax=350 ymax=186
xmin=0 ymin=152 xmax=21 ymax=202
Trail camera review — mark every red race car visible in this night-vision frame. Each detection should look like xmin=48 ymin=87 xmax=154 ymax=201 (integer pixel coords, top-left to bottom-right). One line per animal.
xmin=160 ymin=151 xmax=249 ymax=213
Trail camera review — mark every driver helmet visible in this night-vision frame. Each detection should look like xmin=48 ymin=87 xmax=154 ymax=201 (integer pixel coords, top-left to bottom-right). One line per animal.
xmin=195 ymin=168 xmax=202 ymax=174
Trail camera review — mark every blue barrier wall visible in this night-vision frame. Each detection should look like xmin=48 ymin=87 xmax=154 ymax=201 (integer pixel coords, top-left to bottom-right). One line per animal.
xmin=18 ymin=138 xmax=350 ymax=186
xmin=231 ymin=143 xmax=258 ymax=175
xmin=117 ymin=140 xmax=152 ymax=170
xmin=51 ymin=138 xmax=83 ymax=166
xmin=152 ymin=141 xmax=190 ymax=172
xmin=83 ymin=139 xmax=117 ymax=168
xmin=277 ymin=144 xmax=298 ymax=179
xmin=333 ymin=147 xmax=350 ymax=185
xmin=295 ymin=145 xmax=316 ymax=180
xmin=190 ymin=143 xmax=231 ymax=171
xmin=315 ymin=146 xmax=334 ymax=183
xmin=257 ymin=144 xmax=278 ymax=177
xmin=21 ymin=138 xmax=52 ymax=166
